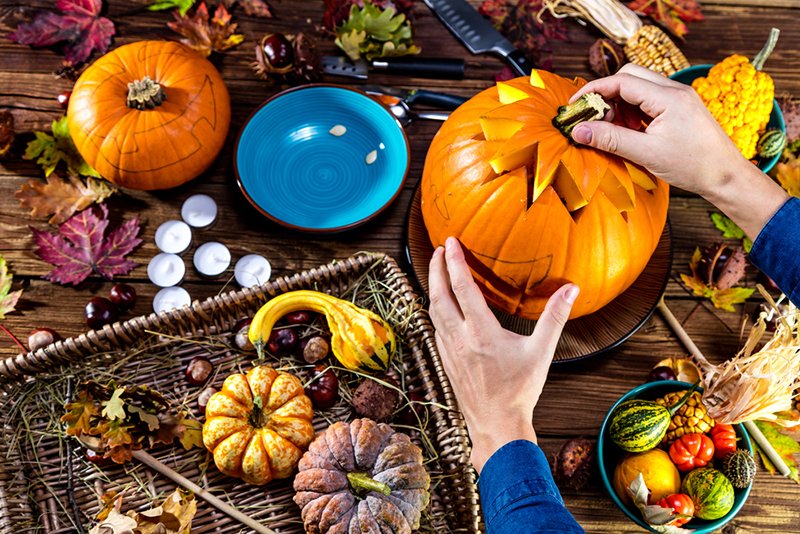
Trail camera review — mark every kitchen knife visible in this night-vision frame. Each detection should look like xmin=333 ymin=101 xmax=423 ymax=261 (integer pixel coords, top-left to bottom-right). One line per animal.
xmin=421 ymin=0 xmax=532 ymax=76
xmin=322 ymin=56 xmax=465 ymax=80
xmin=358 ymin=84 xmax=468 ymax=110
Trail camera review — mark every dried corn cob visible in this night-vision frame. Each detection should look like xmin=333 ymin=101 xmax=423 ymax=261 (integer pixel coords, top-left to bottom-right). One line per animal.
xmin=542 ymin=1 xmax=691 ymax=77
xmin=625 ymin=25 xmax=690 ymax=77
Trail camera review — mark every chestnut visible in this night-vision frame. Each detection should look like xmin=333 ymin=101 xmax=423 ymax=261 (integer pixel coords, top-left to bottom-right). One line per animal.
xmin=305 ymin=365 xmax=339 ymax=409
xmin=261 ymin=33 xmax=293 ymax=71
xmin=197 ymin=386 xmax=218 ymax=409
xmin=267 ymin=328 xmax=299 ymax=355
xmin=647 ymin=366 xmax=677 ymax=382
xmin=284 ymin=311 xmax=311 ymax=325
xmin=185 ymin=356 xmax=213 ymax=385
xmin=27 ymin=327 xmax=61 ymax=352
xmin=396 ymin=391 xmax=426 ymax=426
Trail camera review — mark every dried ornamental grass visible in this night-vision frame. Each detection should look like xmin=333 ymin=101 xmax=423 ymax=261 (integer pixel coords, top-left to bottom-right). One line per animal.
xmin=695 ymin=289 xmax=800 ymax=426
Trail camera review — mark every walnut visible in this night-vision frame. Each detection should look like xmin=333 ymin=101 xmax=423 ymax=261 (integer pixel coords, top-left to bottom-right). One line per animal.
xmin=303 ymin=336 xmax=330 ymax=364
xmin=352 ymin=378 xmax=399 ymax=422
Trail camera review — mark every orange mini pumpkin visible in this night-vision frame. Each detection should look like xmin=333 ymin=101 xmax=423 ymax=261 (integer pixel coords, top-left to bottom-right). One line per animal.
xmin=67 ymin=40 xmax=230 ymax=190
xmin=421 ymin=71 xmax=669 ymax=319
xmin=202 ymin=365 xmax=315 ymax=485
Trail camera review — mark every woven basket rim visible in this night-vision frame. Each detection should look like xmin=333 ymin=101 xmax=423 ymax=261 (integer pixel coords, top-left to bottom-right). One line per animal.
xmin=0 ymin=252 xmax=482 ymax=532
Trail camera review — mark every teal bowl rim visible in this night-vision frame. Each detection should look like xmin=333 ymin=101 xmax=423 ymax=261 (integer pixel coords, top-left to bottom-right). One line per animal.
xmin=233 ymin=84 xmax=411 ymax=233
xmin=670 ymin=64 xmax=785 ymax=174
xmin=597 ymin=380 xmax=753 ymax=533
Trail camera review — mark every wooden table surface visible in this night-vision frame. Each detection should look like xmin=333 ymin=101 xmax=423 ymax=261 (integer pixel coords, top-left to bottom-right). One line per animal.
xmin=1 ymin=0 xmax=800 ymax=531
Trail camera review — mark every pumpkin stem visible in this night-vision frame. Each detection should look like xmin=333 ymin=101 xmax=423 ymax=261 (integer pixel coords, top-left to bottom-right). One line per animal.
xmin=751 ymin=28 xmax=780 ymax=71
xmin=667 ymin=382 xmax=701 ymax=416
xmin=552 ymin=92 xmax=610 ymax=139
xmin=127 ymin=76 xmax=166 ymax=110
xmin=347 ymin=472 xmax=392 ymax=497
xmin=249 ymin=395 xmax=268 ymax=428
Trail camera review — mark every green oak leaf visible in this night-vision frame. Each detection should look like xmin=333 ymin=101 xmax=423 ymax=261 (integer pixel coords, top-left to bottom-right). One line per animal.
xmin=24 ymin=117 xmax=101 ymax=178
xmin=101 ymin=388 xmax=126 ymax=421
xmin=754 ymin=420 xmax=800 ymax=483
xmin=710 ymin=212 xmax=753 ymax=252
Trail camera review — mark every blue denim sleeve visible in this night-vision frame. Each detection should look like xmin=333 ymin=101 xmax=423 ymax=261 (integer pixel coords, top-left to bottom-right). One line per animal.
xmin=478 ymin=440 xmax=584 ymax=534
xmin=749 ymin=197 xmax=800 ymax=304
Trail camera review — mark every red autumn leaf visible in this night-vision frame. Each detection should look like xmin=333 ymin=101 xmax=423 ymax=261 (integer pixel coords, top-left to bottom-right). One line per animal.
xmin=626 ymin=0 xmax=703 ymax=39
xmin=8 ymin=0 xmax=115 ymax=66
xmin=221 ymin=0 xmax=273 ymax=18
xmin=479 ymin=0 xmax=568 ymax=71
xmin=167 ymin=2 xmax=245 ymax=58
xmin=31 ymin=204 xmax=141 ymax=285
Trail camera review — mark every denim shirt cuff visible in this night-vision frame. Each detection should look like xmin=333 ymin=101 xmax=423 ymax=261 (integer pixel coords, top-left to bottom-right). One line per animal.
xmin=478 ymin=440 xmax=563 ymax=525
xmin=750 ymin=196 xmax=800 ymax=301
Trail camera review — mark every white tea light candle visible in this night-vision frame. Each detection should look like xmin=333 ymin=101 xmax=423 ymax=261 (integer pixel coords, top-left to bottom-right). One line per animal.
xmin=181 ymin=194 xmax=218 ymax=228
xmin=234 ymin=254 xmax=272 ymax=288
xmin=147 ymin=253 xmax=186 ymax=288
xmin=154 ymin=220 xmax=192 ymax=254
xmin=152 ymin=286 xmax=191 ymax=314
xmin=194 ymin=241 xmax=231 ymax=278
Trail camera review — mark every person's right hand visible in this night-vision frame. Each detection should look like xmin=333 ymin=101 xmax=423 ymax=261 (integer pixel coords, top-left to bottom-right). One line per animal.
xmin=570 ymin=64 xmax=788 ymax=240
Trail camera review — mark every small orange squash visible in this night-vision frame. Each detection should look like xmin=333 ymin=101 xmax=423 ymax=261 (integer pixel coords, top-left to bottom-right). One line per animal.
xmin=67 ymin=40 xmax=230 ymax=190
xmin=202 ymin=365 xmax=315 ymax=485
xmin=421 ymin=71 xmax=669 ymax=319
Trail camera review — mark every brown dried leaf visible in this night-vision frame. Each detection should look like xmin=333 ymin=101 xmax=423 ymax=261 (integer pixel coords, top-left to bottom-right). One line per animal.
xmin=0 ymin=111 xmax=14 ymax=157
xmin=16 ymin=174 xmax=116 ymax=225
xmin=167 ymin=2 xmax=245 ymax=58
xmin=774 ymin=154 xmax=800 ymax=198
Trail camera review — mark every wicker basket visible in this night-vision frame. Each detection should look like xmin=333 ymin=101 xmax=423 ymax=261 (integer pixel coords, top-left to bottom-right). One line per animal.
xmin=0 ymin=253 xmax=481 ymax=533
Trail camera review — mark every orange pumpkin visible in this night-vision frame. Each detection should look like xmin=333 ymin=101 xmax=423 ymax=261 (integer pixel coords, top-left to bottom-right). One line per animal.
xmin=421 ymin=71 xmax=669 ymax=319
xmin=202 ymin=365 xmax=315 ymax=485
xmin=67 ymin=40 xmax=230 ymax=190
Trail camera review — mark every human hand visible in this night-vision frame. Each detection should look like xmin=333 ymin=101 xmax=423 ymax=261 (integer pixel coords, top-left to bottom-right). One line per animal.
xmin=428 ymin=237 xmax=578 ymax=473
xmin=570 ymin=64 xmax=787 ymax=240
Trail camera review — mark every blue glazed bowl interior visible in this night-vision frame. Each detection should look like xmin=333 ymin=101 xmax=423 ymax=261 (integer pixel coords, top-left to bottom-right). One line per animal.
xmin=236 ymin=86 xmax=409 ymax=231
xmin=670 ymin=65 xmax=785 ymax=174
xmin=598 ymin=380 xmax=753 ymax=534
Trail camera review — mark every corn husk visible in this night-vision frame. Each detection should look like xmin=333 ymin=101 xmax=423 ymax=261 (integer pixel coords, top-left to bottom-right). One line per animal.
xmin=694 ymin=289 xmax=800 ymax=426
xmin=540 ymin=0 xmax=642 ymax=44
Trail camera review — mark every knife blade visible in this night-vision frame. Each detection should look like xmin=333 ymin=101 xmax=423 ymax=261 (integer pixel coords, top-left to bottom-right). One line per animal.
xmin=358 ymin=85 xmax=468 ymax=110
xmin=322 ymin=56 xmax=465 ymax=80
xmin=421 ymin=0 xmax=532 ymax=76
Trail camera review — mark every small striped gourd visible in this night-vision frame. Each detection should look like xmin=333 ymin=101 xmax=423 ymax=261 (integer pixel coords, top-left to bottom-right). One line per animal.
xmin=682 ymin=467 xmax=735 ymax=520
xmin=757 ymin=129 xmax=786 ymax=158
xmin=722 ymin=449 xmax=756 ymax=489
xmin=609 ymin=384 xmax=698 ymax=452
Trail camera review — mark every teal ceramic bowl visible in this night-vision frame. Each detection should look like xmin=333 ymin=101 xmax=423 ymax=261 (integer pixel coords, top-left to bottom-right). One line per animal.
xmin=235 ymin=85 xmax=410 ymax=232
xmin=598 ymin=380 xmax=753 ymax=533
xmin=670 ymin=65 xmax=785 ymax=174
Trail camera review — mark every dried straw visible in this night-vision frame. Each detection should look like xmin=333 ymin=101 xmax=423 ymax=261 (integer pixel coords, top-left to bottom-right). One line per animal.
xmin=694 ymin=288 xmax=800 ymax=426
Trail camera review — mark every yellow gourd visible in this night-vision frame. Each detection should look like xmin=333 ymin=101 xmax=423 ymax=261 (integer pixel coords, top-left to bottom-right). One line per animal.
xmin=248 ymin=290 xmax=396 ymax=372
xmin=692 ymin=28 xmax=779 ymax=160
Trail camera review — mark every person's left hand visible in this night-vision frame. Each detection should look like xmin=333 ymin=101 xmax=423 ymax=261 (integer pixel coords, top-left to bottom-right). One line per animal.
xmin=428 ymin=237 xmax=579 ymax=472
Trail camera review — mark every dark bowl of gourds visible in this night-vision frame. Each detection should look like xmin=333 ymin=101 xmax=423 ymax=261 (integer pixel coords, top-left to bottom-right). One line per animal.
xmin=671 ymin=65 xmax=786 ymax=174
xmin=597 ymin=380 xmax=755 ymax=533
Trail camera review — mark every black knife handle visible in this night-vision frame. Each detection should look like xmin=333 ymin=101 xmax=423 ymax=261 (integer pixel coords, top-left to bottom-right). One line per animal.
xmin=504 ymin=49 xmax=533 ymax=77
xmin=406 ymin=90 xmax=468 ymax=110
xmin=371 ymin=57 xmax=465 ymax=79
